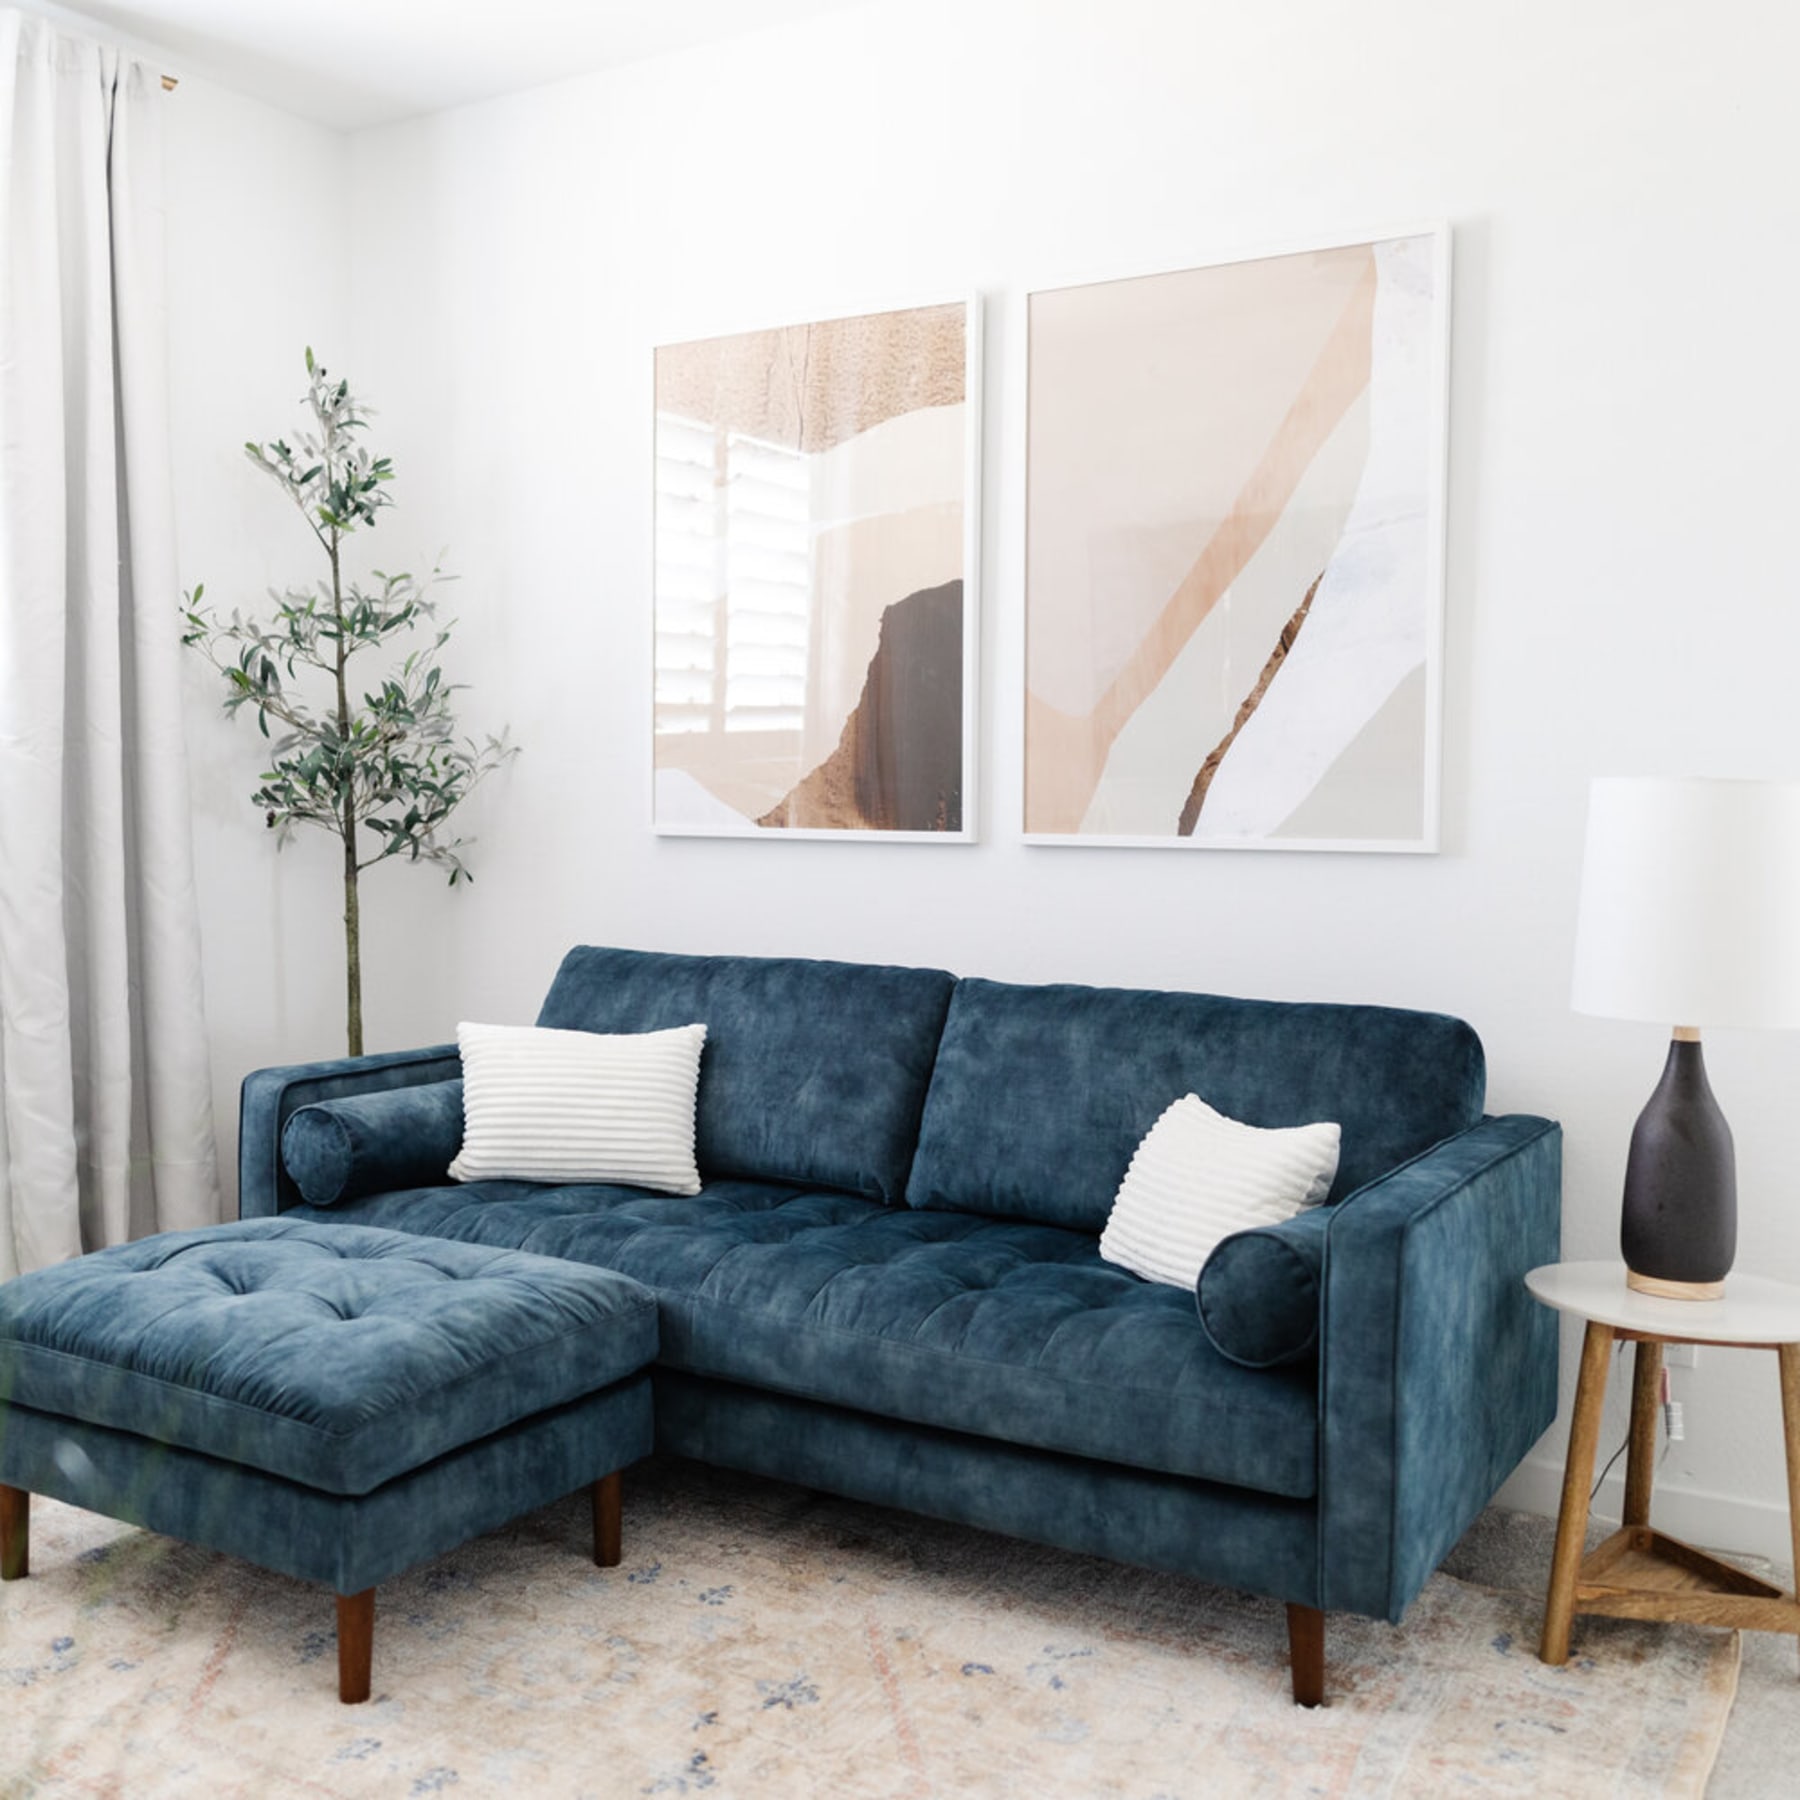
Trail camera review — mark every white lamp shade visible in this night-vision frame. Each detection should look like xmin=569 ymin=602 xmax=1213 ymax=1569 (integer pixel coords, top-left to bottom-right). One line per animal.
xmin=1572 ymin=777 xmax=1800 ymax=1029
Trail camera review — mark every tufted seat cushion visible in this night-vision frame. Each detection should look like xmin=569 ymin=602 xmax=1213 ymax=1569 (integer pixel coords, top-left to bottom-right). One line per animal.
xmin=0 ymin=1219 xmax=658 ymax=1495
xmin=293 ymin=1183 xmax=1320 ymax=1500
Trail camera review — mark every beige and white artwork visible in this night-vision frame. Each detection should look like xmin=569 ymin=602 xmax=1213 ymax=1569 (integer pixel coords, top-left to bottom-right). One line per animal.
xmin=654 ymin=302 xmax=972 ymax=837
xmin=1025 ymin=232 xmax=1446 ymax=849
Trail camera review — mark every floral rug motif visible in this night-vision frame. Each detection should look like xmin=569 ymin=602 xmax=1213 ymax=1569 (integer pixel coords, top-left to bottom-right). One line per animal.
xmin=2 ymin=1459 xmax=1737 ymax=1798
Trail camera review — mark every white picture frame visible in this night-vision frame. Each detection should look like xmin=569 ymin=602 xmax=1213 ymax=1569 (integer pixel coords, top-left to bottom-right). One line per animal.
xmin=651 ymin=294 xmax=982 ymax=843
xmin=1021 ymin=225 xmax=1450 ymax=853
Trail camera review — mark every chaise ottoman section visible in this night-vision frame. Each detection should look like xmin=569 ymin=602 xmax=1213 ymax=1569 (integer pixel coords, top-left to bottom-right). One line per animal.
xmin=0 ymin=1219 xmax=658 ymax=1701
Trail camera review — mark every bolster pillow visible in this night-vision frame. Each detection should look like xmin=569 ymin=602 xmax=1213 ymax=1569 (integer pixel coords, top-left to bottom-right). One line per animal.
xmin=280 ymin=1079 xmax=466 ymax=1208
xmin=1195 ymin=1203 xmax=1332 ymax=1368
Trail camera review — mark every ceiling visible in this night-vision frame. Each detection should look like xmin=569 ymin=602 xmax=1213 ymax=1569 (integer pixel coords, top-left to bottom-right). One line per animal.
xmin=45 ymin=0 xmax=867 ymax=132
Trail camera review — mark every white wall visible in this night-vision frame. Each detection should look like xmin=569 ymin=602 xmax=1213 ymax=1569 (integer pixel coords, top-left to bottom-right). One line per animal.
xmin=161 ymin=79 xmax=351 ymax=1186
xmin=136 ymin=0 xmax=1800 ymax=1558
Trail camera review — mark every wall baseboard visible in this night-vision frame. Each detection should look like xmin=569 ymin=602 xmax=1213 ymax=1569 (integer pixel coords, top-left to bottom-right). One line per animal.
xmin=1495 ymin=1455 xmax=1794 ymax=1572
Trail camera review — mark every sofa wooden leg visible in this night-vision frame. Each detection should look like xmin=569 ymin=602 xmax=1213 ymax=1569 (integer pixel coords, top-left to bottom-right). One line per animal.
xmin=1 ymin=1485 xmax=27 ymax=1580
xmin=336 ymin=1588 xmax=375 ymax=1703
xmin=593 ymin=1470 xmax=622 ymax=1568
xmin=1286 ymin=1602 xmax=1325 ymax=1706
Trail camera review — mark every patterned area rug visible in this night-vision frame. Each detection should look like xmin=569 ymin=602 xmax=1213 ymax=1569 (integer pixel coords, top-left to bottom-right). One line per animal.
xmin=3 ymin=1459 xmax=1736 ymax=1798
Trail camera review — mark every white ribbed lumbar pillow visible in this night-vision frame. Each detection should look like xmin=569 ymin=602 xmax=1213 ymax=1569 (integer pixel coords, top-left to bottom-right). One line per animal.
xmin=1098 ymin=1094 xmax=1340 ymax=1289
xmin=449 ymin=1020 xmax=707 ymax=1194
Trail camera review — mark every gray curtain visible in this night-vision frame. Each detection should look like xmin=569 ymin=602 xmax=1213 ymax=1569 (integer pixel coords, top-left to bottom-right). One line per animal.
xmin=0 ymin=10 xmax=220 ymax=1276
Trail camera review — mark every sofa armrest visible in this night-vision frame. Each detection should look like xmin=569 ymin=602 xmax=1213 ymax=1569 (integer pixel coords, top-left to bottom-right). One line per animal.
xmin=1318 ymin=1113 xmax=1561 ymax=1622
xmin=238 ymin=1044 xmax=461 ymax=1217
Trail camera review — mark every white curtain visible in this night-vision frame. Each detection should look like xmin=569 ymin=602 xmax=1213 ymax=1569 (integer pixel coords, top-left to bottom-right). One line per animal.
xmin=0 ymin=11 xmax=220 ymax=1277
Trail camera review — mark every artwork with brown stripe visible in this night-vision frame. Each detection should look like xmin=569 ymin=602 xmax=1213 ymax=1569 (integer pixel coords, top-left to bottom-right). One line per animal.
xmin=653 ymin=302 xmax=973 ymax=837
xmin=1025 ymin=232 xmax=1446 ymax=849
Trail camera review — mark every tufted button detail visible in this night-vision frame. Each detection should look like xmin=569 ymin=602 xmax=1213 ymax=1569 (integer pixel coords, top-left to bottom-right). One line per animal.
xmin=285 ymin=1178 xmax=1313 ymax=1494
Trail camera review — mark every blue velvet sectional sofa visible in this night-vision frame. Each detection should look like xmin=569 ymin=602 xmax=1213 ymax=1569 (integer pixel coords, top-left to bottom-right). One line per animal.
xmin=241 ymin=946 xmax=1561 ymax=1704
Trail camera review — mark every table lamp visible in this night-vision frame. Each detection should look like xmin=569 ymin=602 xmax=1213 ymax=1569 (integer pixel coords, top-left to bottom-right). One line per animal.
xmin=1571 ymin=777 xmax=1800 ymax=1299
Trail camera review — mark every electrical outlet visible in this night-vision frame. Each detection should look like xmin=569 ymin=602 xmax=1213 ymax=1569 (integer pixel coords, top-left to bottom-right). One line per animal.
xmin=1665 ymin=1344 xmax=1700 ymax=1369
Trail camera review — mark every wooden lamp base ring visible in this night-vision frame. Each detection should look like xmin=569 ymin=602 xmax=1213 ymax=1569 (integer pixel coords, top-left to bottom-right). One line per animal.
xmin=1626 ymin=1269 xmax=1726 ymax=1302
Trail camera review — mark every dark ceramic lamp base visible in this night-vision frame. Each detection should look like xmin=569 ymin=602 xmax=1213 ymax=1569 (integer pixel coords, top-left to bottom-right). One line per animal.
xmin=1620 ymin=1030 xmax=1736 ymax=1301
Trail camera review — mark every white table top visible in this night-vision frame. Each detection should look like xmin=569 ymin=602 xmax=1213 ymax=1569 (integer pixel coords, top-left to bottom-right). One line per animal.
xmin=1527 ymin=1261 xmax=1800 ymax=1345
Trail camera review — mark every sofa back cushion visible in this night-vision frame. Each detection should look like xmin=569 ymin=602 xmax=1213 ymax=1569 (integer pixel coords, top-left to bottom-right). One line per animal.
xmin=536 ymin=947 xmax=955 ymax=1204
xmin=904 ymin=977 xmax=1485 ymax=1230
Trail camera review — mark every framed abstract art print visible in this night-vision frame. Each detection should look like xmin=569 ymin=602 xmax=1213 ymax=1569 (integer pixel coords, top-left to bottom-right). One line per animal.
xmin=653 ymin=297 xmax=980 ymax=840
xmin=1024 ymin=228 xmax=1449 ymax=851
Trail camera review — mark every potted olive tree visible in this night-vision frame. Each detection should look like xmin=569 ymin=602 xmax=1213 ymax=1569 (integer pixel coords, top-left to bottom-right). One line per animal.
xmin=184 ymin=351 xmax=515 ymax=1055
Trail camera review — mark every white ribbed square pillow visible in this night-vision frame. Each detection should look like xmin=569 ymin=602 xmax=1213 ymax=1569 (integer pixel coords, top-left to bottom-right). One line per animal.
xmin=1098 ymin=1094 xmax=1340 ymax=1289
xmin=449 ymin=1020 xmax=707 ymax=1194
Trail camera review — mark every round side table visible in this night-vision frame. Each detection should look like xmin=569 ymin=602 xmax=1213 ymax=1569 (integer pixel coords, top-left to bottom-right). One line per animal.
xmin=1527 ymin=1260 xmax=1800 ymax=1666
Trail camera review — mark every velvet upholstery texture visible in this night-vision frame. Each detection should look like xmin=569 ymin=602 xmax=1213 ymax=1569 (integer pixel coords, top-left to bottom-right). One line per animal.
xmin=535 ymin=947 xmax=955 ymax=1203
xmin=907 ymin=978 xmax=1486 ymax=1230
xmin=0 ymin=1219 xmax=658 ymax=1494
xmin=0 ymin=1377 xmax=652 ymax=1595
xmin=653 ymin=1370 xmax=1323 ymax=1608
xmin=240 ymin=1043 xmax=461 ymax=1217
xmin=281 ymin=1079 xmax=465 ymax=1208
xmin=233 ymin=949 xmax=1564 ymax=1638
xmin=1196 ymin=1204 xmax=1334 ymax=1368
xmin=1318 ymin=1115 xmax=1562 ymax=1621
xmin=286 ymin=1180 xmax=1319 ymax=1497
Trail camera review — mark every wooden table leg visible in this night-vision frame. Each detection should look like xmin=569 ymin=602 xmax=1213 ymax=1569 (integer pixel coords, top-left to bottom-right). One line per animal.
xmin=0 ymin=1485 xmax=27 ymax=1581
xmin=1779 ymin=1343 xmax=1800 ymax=1677
xmin=1541 ymin=1319 xmax=1615 ymax=1664
xmin=1623 ymin=1338 xmax=1664 ymax=1528
xmin=1286 ymin=1602 xmax=1325 ymax=1707
xmin=336 ymin=1589 xmax=375 ymax=1704
xmin=593 ymin=1471 xmax=622 ymax=1568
